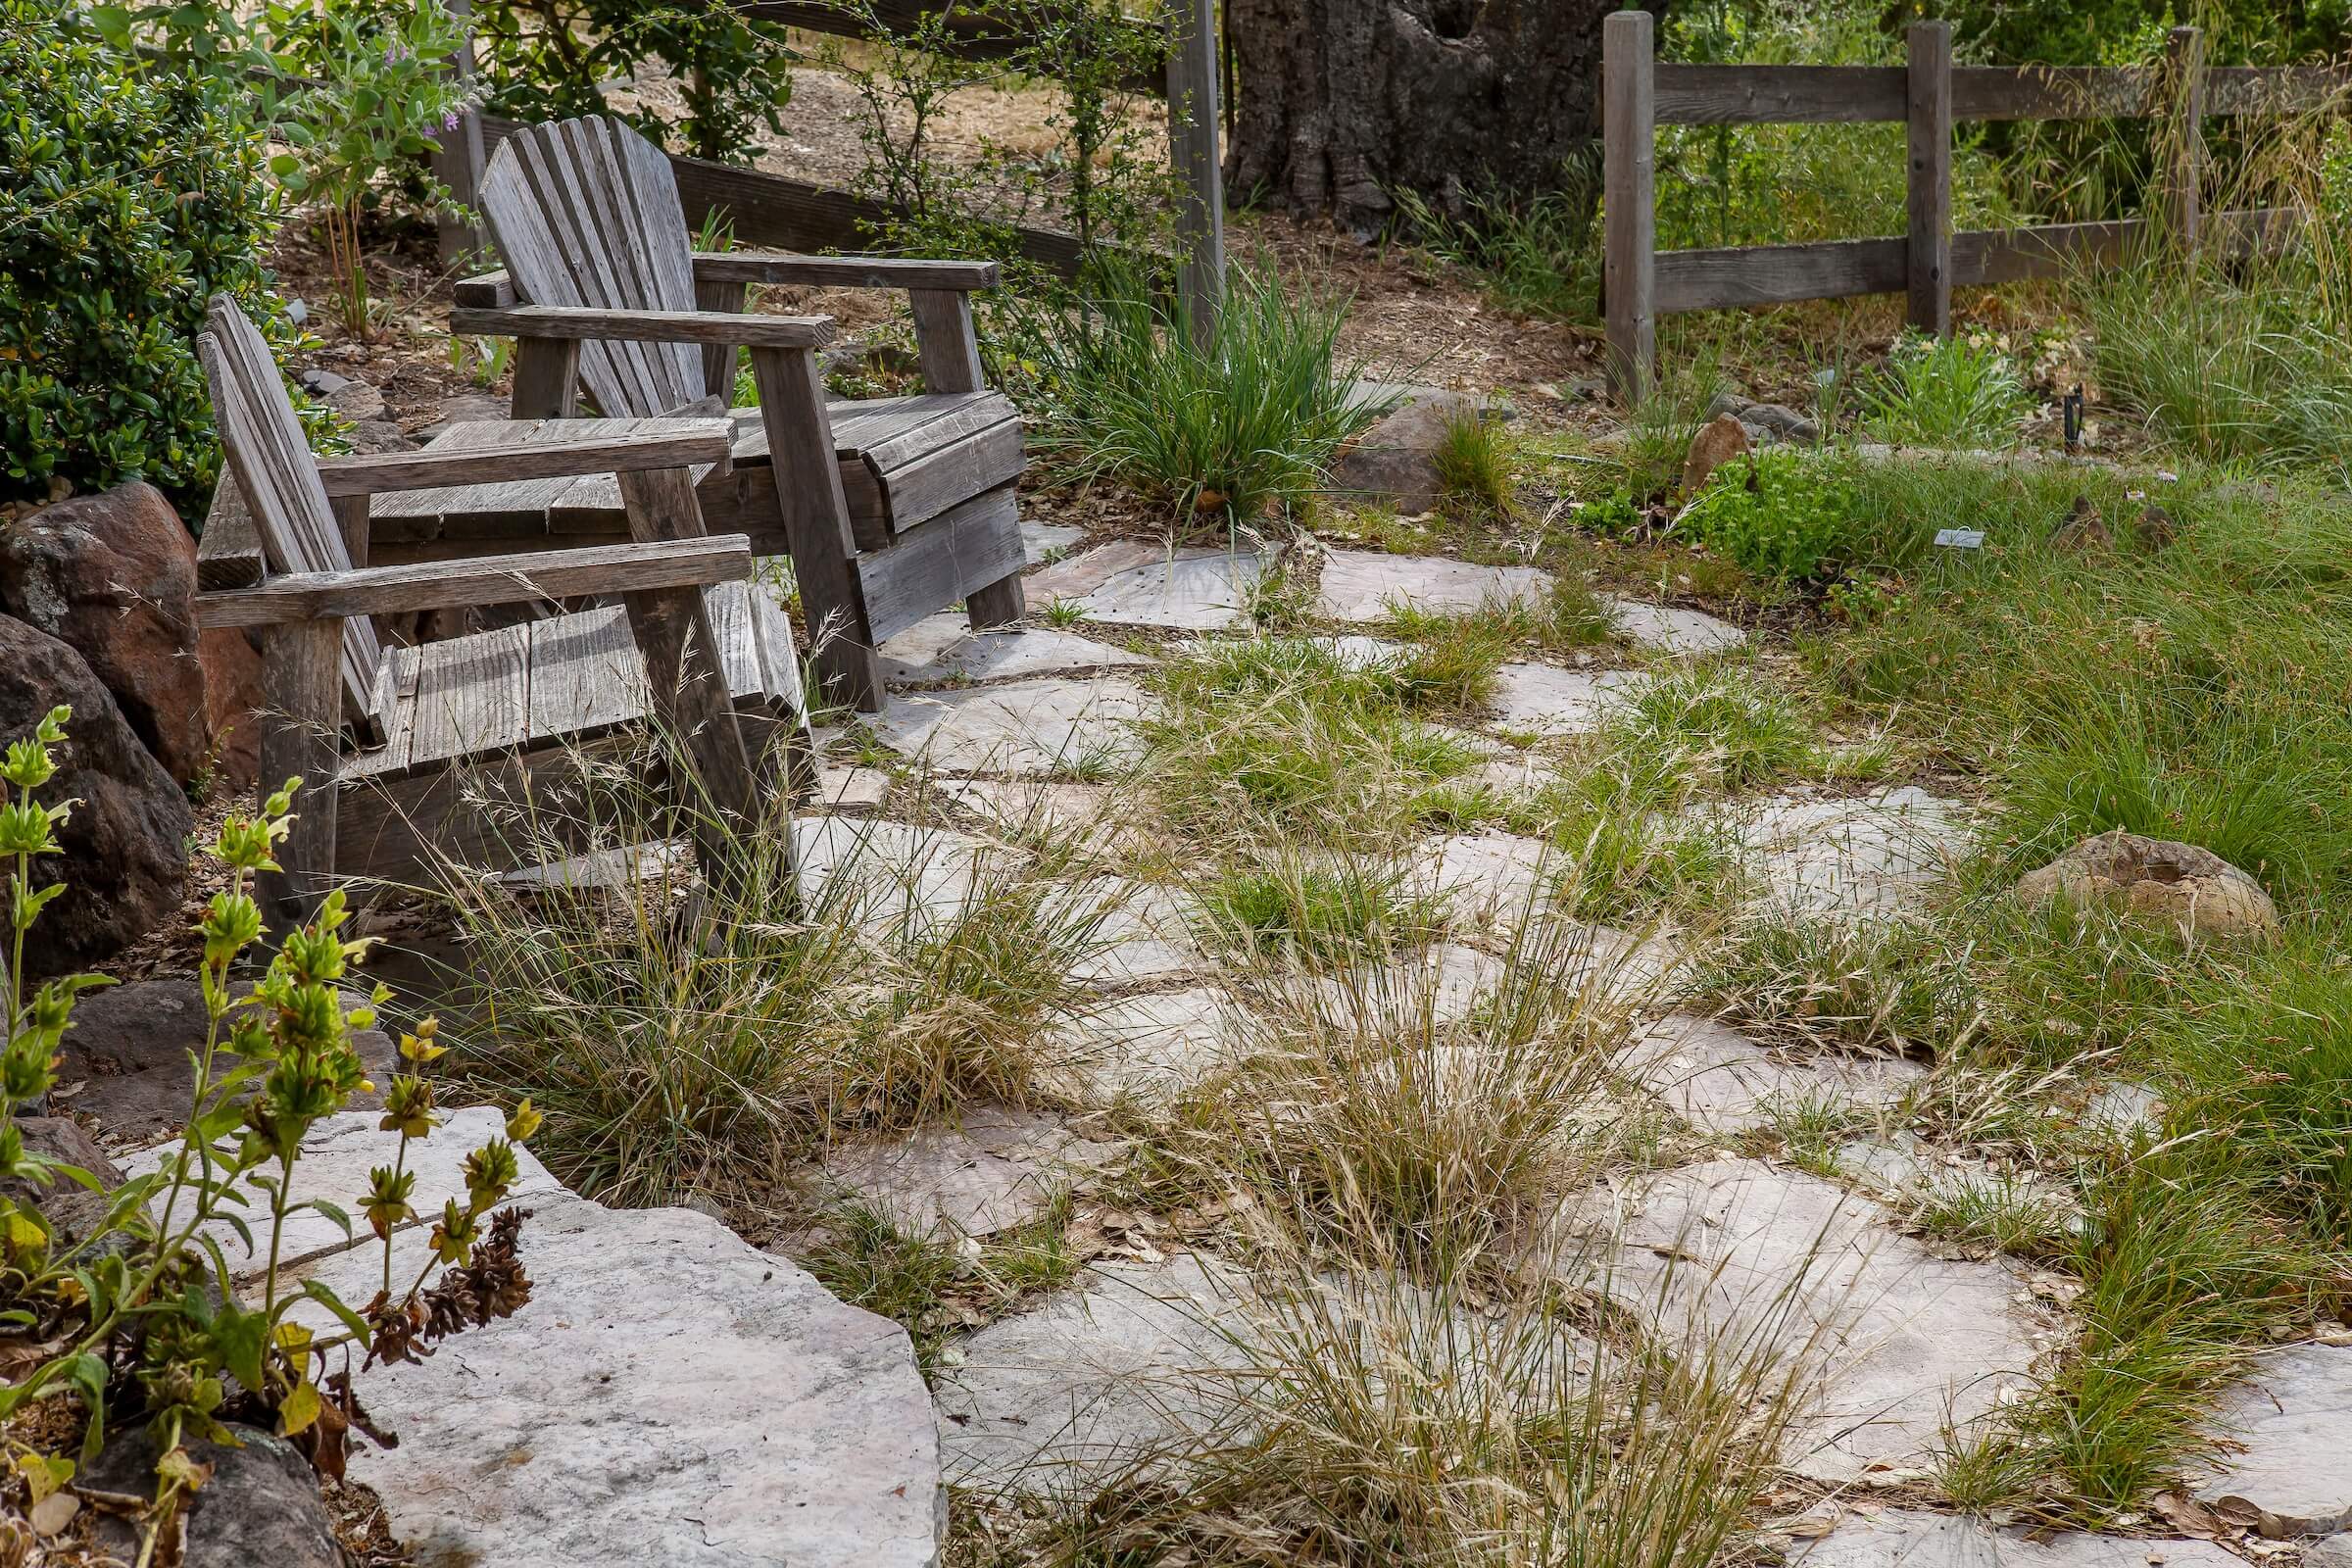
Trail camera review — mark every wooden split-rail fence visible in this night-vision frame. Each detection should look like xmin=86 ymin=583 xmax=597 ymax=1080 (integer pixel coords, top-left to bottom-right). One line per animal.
xmin=428 ymin=0 xmax=1227 ymax=343
xmin=1601 ymin=10 xmax=2348 ymax=404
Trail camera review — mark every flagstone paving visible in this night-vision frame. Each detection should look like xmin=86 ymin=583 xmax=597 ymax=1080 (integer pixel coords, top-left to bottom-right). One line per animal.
xmin=1491 ymin=662 xmax=1641 ymax=734
xmin=1617 ymin=1014 xmax=1924 ymax=1138
xmin=1072 ymin=547 xmax=1271 ymax=630
xmin=1316 ymin=548 xmax=1550 ymax=621
xmin=873 ymin=675 xmax=1157 ymax=776
xmin=2194 ymin=1343 xmax=2352 ymax=1537
xmin=1792 ymin=1509 xmax=2246 ymax=1568
xmin=878 ymin=612 xmax=1154 ymax=686
xmin=1042 ymin=986 xmax=1250 ymax=1109
xmin=1713 ymin=786 xmax=1974 ymax=920
xmin=820 ymin=1104 xmax=1127 ymax=1242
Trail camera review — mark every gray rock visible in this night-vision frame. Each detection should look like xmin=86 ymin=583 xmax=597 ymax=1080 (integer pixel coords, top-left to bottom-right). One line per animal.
xmin=1044 ymin=987 xmax=1247 ymax=1109
xmin=0 ymin=615 xmax=191 ymax=977
xmin=1021 ymin=519 xmax=1088 ymax=564
xmin=1616 ymin=1015 xmax=1922 ymax=1137
xmin=1560 ymin=1158 xmax=2043 ymax=1481
xmin=935 ymin=1252 xmax=1255 ymax=1490
xmin=1712 ymin=787 xmax=1972 ymax=921
xmin=793 ymin=816 xmax=1005 ymax=938
xmin=2195 ymin=1343 xmax=2352 ymax=1537
xmin=1789 ymin=1508 xmax=2242 ymax=1568
xmin=822 ymin=1103 xmax=1123 ymax=1240
xmin=1490 ymin=662 xmax=1639 ymax=735
xmin=1603 ymin=597 xmax=1746 ymax=655
xmin=1708 ymin=393 xmax=1822 ymax=446
xmin=1059 ymin=881 xmax=1204 ymax=986
xmin=1327 ymin=387 xmax=1498 ymax=513
xmin=873 ymin=676 xmax=1157 ymax=777
xmin=1073 ymin=549 xmax=1269 ymax=631
xmin=84 ymin=1424 xmax=344 ymax=1568
xmin=877 ymin=613 xmax=1153 ymax=686
xmin=2016 ymin=830 xmax=2278 ymax=939
xmin=1316 ymin=549 xmax=1550 ymax=623
xmin=1411 ymin=831 xmax=1558 ymax=930
xmin=296 ymin=1192 xmax=943 ymax=1568
xmin=4 ymin=1116 xmax=122 ymax=1243
xmin=57 ymin=977 xmax=397 ymax=1145
xmin=2308 ymin=1535 xmax=2352 ymax=1568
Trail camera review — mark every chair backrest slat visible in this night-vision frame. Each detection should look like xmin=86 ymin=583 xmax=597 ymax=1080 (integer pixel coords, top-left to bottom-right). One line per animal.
xmin=479 ymin=115 xmax=706 ymax=417
xmin=198 ymin=298 xmax=383 ymax=728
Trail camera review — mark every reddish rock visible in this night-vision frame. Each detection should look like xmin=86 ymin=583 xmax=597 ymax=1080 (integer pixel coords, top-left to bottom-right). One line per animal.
xmin=0 ymin=615 xmax=191 ymax=977
xmin=1680 ymin=414 xmax=1752 ymax=496
xmin=198 ymin=626 xmax=265 ymax=791
xmin=0 ymin=482 xmax=212 ymax=784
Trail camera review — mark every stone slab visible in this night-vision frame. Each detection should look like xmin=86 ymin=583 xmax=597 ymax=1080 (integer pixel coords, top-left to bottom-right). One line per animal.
xmin=934 ymin=1252 xmax=1254 ymax=1490
xmin=794 ymin=816 xmax=1005 ymax=938
xmin=936 ymin=779 xmax=1135 ymax=856
xmin=1073 ymin=549 xmax=1268 ymax=631
xmin=873 ymin=676 xmax=1157 ymax=777
xmin=1605 ymin=598 xmax=1747 ymax=655
xmin=1315 ymin=549 xmax=1551 ymax=623
xmin=293 ymin=1193 xmax=942 ymax=1568
xmin=2195 ymin=1344 xmax=2352 ymax=1537
xmin=1713 ymin=787 xmax=1972 ymax=921
xmin=1044 ymin=987 xmax=1247 ymax=1109
xmin=1791 ymin=1509 xmax=2243 ymax=1568
xmin=878 ymin=613 xmax=1153 ymax=687
xmin=1491 ymin=663 xmax=1640 ymax=735
xmin=821 ymin=1103 xmax=1123 ymax=1241
xmin=123 ymin=1105 xmax=565 ymax=1283
xmin=1562 ymin=1158 xmax=2043 ymax=1481
xmin=1022 ymin=519 xmax=1087 ymax=564
xmin=1617 ymin=1015 xmax=1923 ymax=1137
xmin=1060 ymin=881 xmax=1205 ymax=987
xmin=1411 ymin=832 xmax=1558 ymax=930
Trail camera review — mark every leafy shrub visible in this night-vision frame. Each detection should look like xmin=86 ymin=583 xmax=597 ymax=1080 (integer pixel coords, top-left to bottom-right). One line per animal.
xmin=0 ymin=710 xmax=540 ymax=1528
xmin=1014 ymin=256 xmax=1381 ymax=523
xmin=0 ymin=5 xmax=291 ymax=518
xmin=1676 ymin=449 xmax=1865 ymax=580
xmin=1862 ymin=331 xmax=2033 ymax=450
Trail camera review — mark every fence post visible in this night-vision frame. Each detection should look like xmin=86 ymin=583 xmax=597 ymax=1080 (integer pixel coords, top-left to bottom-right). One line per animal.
xmin=429 ymin=0 xmax=487 ymax=265
xmin=1166 ymin=0 xmax=1227 ymax=351
xmin=1905 ymin=21 xmax=1953 ymax=336
xmin=1603 ymin=9 xmax=1656 ymax=407
xmin=2164 ymin=24 xmax=2205 ymax=252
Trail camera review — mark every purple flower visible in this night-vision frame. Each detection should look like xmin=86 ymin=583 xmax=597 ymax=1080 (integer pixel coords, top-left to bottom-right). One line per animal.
xmin=441 ymin=109 xmax=462 ymax=130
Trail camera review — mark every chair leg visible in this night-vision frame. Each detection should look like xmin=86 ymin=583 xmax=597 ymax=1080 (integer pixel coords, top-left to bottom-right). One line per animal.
xmin=747 ymin=345 xmax=885 ymax=712
xmin=256 ymin=618 xmax=343 ymax=934
xmin=967 ymin=568 xmax=1026 ymax=629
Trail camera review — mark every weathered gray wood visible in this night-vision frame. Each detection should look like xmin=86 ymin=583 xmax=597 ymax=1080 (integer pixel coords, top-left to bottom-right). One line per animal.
xmin=1906 ymin=22 xmax=1954 ymax=337
xmin=427 ymin=0 xmax=485 ymax=263
xmin=857 ymin=484 xmax=1025 ymax=646
xmin=1654 ymin=63 xmax=1903 ymax=126
xmin=692 ymin=252 xmax=1000 ymax=291
xmin=908 ymin=290 xmax=984 ymax=394
xmin=195 ymin=535 xmax=755 ymax=627
xmin=1656 ymin=236 xmax=1908 ymax=312
xmin=615 ymin=465 xmax=764 ymax=871
xmin=1164 ymin=0 xmax=1227 ymax=351
xmin=748 ymin=345 xmax=882 ymax=710
xmin=448 ymin=304 xmax=837 ymax=349
xmin=1951 ymin=207 xmax=2295 ymax=286
xmin=330 ymin=493 xmax=369 ymax=569
xmin=402 ymin=622 xmax=530 ymax=782
xmin=1603 ymin=10 xmax=1656 ymax=405
xmin=872 ymin=420 xmax=1026 ymax=535
xmin=694 ymin=275 xmax=750 ymax=404
xmin=2165 ymin=26 xmax=2205 ymax=251
xmin=199 ymin=473 xmax=264 ymax=590
xmin=317 ymin=424 xmax=732 ymax=496
xmin=256 ymin=616 xmax=342 ymax=928
xmin=511 ymin=336 xmax=582 ymax=419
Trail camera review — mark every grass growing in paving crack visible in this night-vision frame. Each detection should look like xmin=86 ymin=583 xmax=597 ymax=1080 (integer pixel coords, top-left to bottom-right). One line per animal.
xmin=1191 ymin=852 xmax=1449 ymax=971
xmin=417 ymin=752 xmax=1120 ymax=1205
xmin=809 ymin=1193 xmax=1086 ymax=1374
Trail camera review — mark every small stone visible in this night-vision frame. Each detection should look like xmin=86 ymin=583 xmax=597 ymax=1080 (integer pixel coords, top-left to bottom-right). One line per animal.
xmin=2194 ymin=1343 xmax=2352 ymax=1537
xmin=872 ymin=675 xmax=1157 ymax=777
xmin=1681 ymin=414 xmax=1752 ymax=495
xmin=1604 ymin=597 xmax=1746 ymax=655
xmin=821 ymin=1103 xmax=1121 ymax=1240
xmin=322 ymin=378 xmax=388 ymax=422
xmin=2015 ymin=829 xmax=2278 ymax=938
xmin=1315 ymin=549 xmax=1551 ymax=623
xmin=1791 ymin=1508 xmax=2243 ymax=1568
xmin=1074 ymin=549 xmax=1269 ymax=631
xmin=83 ymin=1425 xmax=344 ymax=1568
xmin=878 ymin=612 xmax=1153 ymax=686
xmin=1328 ymin=387 xmax=1497 ymax=513
xmin=0 ymin=481 xmax=211 ymax=783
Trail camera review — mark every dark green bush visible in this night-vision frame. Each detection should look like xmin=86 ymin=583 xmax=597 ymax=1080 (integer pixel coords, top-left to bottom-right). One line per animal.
xmin=0 ymin=3 xmax=292 ymax=522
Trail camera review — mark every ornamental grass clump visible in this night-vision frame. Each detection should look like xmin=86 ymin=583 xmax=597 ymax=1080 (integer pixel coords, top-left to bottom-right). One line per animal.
xmin=0 ymin=708 xmax=538 ymax=1551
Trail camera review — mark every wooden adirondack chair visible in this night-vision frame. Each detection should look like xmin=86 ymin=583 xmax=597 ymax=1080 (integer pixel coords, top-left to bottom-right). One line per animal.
xmin=191 ymin=297 xmax=806 ymax=925
xmin=447 ymin=114 xmax=1029 ymax=713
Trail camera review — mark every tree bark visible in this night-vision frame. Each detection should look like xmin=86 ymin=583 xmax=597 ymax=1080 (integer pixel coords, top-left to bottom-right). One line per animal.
xmin=1225 ymin=0 xmax=1659 ymax=236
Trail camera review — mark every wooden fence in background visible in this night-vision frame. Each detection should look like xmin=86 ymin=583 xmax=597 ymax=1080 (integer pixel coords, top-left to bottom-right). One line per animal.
xmin=431 ymin=0 xmax=1226 ymax=339
xmin=1601 ymin=11 xmax=2348 ymax=403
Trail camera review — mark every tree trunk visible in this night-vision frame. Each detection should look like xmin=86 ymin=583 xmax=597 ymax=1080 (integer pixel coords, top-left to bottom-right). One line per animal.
xmin=1225 ymin=0 xmax=1657 ymax=237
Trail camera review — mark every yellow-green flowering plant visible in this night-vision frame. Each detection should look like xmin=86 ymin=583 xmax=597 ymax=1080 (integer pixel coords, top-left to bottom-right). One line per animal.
xmin=0 ymin=708 xmax=538 ymax=1544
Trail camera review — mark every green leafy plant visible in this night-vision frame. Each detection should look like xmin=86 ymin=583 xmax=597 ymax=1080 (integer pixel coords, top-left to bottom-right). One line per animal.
xmin=473 ymin=0 xmax=792 ymax=165
xmin=1676 ymin=449 xmax=1866 ymax=581
xmin=263 ymin=0 xmax=474 ymax=339
xmin=1862 ymin=330 xmax=2033 ymax=450
xmin=0 ymin=710 xmax=538 ymax=1538
xmin=0 ymin=3 xmax=293 ymax=517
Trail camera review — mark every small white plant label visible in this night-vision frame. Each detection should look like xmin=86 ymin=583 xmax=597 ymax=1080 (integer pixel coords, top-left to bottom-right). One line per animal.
xmin=1934 ymin=528 xmax=1985 ymax=549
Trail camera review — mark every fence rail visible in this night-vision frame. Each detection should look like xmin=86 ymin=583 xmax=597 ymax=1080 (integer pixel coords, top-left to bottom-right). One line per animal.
xmin=1602 ymin=12 xmax=2351 ymax=403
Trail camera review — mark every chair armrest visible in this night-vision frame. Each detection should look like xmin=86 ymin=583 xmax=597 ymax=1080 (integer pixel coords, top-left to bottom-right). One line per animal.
xmin=316 ymin=422 xmax=735 ymax=498
xmin=193 ymin=535 xmax=756 ymax=628
xmin=691 ymin=252 xmax=1000 ymax=292
xmin=446 ymin=304 xmax=837 ymax=349
xmin=451 ymin=269 xmax=519 ymax=310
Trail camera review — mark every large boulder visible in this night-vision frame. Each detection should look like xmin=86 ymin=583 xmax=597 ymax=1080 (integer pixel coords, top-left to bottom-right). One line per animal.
xmin=0 ymin=616 xmax=191 ymax=976
xmin=197 ymin=626 xmax=265 ymax=792
xmin=0 ymin=483 xmax=212 ymax=785
xmin=2015 ymin=830 xmax=2278 ymax=939
xmin=82 ymin=1425 xmax=346 ymax=1568
xmin=1327 ymin=385 xmax=1501 ymax=514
